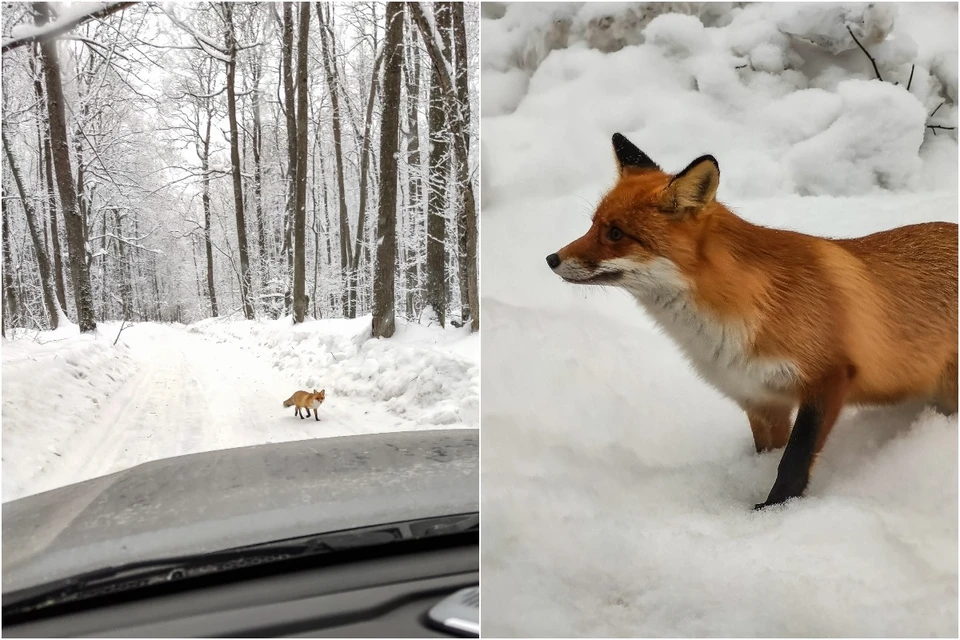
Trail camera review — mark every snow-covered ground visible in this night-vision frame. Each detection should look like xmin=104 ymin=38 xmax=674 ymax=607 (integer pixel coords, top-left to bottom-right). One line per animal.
xmin=480 ymin=3 xmax=957 ymax=637
xmin=2 ymin=317 xmax=478 ymax=503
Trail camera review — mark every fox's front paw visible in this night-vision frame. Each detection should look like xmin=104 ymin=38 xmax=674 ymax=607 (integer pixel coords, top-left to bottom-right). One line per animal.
xmin=754 ymin=494 xmax=797 ymax=511
xmin=754 ymin=500 xmax=785 ymax=511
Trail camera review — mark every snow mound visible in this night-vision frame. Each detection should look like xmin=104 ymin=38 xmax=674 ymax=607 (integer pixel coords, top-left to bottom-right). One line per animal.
xmin=774 ymin=3 xmax=897 ymax=53
xmin=481 ymin=2 xmax=957 ymax=203
xmin=2 ymin=324 xmax=138 ymax=501
xmin=786 ymin=79 xmax=927 ymax=194
xmin=189 ymin=316 xmax=479 ymax=428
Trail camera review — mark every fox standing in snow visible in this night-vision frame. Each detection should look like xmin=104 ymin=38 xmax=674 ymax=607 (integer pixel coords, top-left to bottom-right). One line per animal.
xmin=283 ymin=389 xmax=326 ymax=421
xmin=547 ymin=133 xmax=958 ymax=509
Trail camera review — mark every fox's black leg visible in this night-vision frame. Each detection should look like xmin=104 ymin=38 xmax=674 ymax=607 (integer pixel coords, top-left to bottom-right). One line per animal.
xmin=305 ymin=408 xmax=311 ymax=418
xmin=755 ymin=403 xmax=820 ymax=508
xmin=294 ymin=407 xmax=300 ymax=417
xmin=314 ymin=411 xmax=319 ymax=421
xmin=755 ymin=366 xmax=851 ymax=510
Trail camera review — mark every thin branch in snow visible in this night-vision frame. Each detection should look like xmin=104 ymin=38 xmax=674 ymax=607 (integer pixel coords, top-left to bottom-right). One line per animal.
xmin=846 ymin=25 xmax=883 ymax=82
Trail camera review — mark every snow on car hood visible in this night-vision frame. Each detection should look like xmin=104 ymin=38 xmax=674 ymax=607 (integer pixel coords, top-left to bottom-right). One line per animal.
xmin=2 ymin=429 xmax=478 ymax=594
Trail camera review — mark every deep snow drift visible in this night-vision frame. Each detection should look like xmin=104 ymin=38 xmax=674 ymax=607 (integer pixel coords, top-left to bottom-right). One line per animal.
xmin=481 ymin=3 xmax=957 ymax=637
xmin=2 ymin=317 xmax=478 ymax=503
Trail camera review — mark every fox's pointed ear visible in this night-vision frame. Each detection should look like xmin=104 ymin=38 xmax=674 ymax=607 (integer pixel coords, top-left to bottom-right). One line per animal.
xmin=662 ymin=155 xmax=719 ymax=218
xmin=612 ymin=133 xmax=660 ymax=175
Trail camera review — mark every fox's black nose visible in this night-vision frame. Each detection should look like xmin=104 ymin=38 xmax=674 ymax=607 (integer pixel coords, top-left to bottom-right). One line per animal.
xmin=546 ymin=253 xmax=560 ymax=269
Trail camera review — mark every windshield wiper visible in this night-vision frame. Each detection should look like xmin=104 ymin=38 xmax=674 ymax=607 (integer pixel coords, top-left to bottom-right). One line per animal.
xmin=3 ymin=512 xmax=478 ymax=619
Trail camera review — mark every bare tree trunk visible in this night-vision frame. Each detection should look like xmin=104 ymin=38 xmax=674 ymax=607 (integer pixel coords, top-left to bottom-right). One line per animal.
xmin=3 ymin=130 xmax=61 ymax=328
xmin=350 ymin=48 xmax=385 ymax=316
xmin=35 ymin=2 xmax=95 ymax=331
xmin=2 ymin=187 xmax=21 ymax=333
xmin=30 ymin=46 xmax=67 ymax=313
xmin=292 ymin=2 xmax=310 ymax=323
xmin=452 ymin=2 xmax=479 ymax=331
xmin=98 ymin=210 xmax=108 ymax=317
xmin=74 ymin=63 xmax=90 ymax=261
xmin=251 ymin=52 xmax=267 ymax=278
xmin=317 ymin=4 xmax=353 ymax=317
xmin=200 ymin=115 xmax=218 ymax=317
xmin=372 ymin=2 xmax=404 ymax=338
xmin=318 ymin=148 xmax=334 ymax=312
xmin=311 ymin=149 xmax=321 ymax=319
xmin=41 ymin=114 xmax=66 ymax=311
xmin=114 ymin=209 xmax=133 ymax=320
xmin=191 ymin=235 xmax=202 ymax=305
xmin=423 ymin=2 xmax=451 ymax=327
xmin=403 ymin=20 xmax=422 ymax=319
xmin=152 ymin=255 xmax=161 ymax=321
xmin=281 ymin=2 xmax=297 ymax=315
xmin=223 ymin=2 xmax=254 ymax=320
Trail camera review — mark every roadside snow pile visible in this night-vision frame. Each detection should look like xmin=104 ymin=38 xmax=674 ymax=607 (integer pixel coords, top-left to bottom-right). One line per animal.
xmin=2 ymin=323 xmax=137 ymax=501
xmin=482 ymin=3 xmax=957 ymax=203
xmin=189 ymin=316 xmax=479 ymax=428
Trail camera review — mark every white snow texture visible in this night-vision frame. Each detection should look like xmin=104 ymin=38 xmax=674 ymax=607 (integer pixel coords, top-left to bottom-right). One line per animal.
xmin=481 ymin=2 xmax=957 ymax=637
xmin=3 ymin=317 xmax=478 ymax=503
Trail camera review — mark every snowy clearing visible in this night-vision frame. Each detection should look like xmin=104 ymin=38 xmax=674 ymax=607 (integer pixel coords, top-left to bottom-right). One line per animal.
xmin=3 ymin=317 xmax=478 ymax=503
xmin=480 ymin=2 xmax=957 ymax=637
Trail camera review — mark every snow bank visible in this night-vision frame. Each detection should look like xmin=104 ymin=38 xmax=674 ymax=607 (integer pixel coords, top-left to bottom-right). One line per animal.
xmin=481 ymin=3 xmax=957 ymax=204
xmin=2 ymin=323 xmax=138 ymax=501
xmin=189 ymin=315 xmax=479 ymax=428
xmin=786 ymin=79 xmax=927 ymax=194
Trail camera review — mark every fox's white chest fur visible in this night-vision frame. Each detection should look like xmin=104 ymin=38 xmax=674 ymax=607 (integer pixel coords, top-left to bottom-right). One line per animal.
xmin=309 ymin=399 xmax=322 ymax=410
xmin=609 ymin=257 xmax=799 ymax=406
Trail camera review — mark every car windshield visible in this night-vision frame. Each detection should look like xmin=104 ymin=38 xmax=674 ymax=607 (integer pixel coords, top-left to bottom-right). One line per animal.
xmin=2 ymin=0 xmax=479 ymax=597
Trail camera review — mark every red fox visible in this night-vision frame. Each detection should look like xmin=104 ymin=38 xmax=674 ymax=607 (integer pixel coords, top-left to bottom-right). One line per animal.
xmin=547 ymin=133 xmax=958 ymax=509
xmin=283 ymin=389 xmax=326 ymax=421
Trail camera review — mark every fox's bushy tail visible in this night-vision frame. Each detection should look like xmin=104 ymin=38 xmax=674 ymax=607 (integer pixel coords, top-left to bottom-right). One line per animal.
xmin=282 ymin=395 xmax=295 ymax=408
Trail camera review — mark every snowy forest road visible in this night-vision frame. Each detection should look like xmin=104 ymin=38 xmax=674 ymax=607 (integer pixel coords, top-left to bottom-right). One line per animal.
xmin=4 ymin=322 xmax=466 ymax=502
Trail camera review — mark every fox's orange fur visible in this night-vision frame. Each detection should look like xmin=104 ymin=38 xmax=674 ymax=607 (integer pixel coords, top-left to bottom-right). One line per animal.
xmin=283 ymin=389 xmax=326 ymax=421
xmin=548 ymin=133 xmax=958 ymax=508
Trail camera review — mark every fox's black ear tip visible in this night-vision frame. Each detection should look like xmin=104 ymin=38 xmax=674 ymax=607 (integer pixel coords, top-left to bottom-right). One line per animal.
xmin=687 ymin=154 xmax=720 ymax=171
xmin=612 ymin=132 xmax=626 ymax=144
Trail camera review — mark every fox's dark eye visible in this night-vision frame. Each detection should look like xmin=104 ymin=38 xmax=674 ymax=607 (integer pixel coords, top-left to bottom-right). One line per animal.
xmin=607 ymin=226 xmax=624 ymax=241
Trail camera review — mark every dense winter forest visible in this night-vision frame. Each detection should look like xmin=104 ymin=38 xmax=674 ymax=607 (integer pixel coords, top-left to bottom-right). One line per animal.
xmin=1 ymin=1 xmax=479 ymax=338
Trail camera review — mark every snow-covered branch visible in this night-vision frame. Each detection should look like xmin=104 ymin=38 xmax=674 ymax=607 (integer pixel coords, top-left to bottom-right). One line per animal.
xmin=2 ymin=2 xmax=137 ymax=53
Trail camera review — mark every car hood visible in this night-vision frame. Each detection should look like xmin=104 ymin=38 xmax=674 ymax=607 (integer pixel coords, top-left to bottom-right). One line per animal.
xmin=2 ymin=429 xmax=478 ymax=594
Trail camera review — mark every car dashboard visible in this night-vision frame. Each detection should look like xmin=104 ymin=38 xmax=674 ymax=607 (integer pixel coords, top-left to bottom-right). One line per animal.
xmin=4 ymin=543 xmax=478 ymax=637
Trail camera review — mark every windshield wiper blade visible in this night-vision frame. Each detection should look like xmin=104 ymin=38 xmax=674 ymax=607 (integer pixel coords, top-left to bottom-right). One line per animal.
xmin=419 ymin=513 xmax=479 ymax=537
xmin=3 ymin=512 xmax=478 ymax=618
